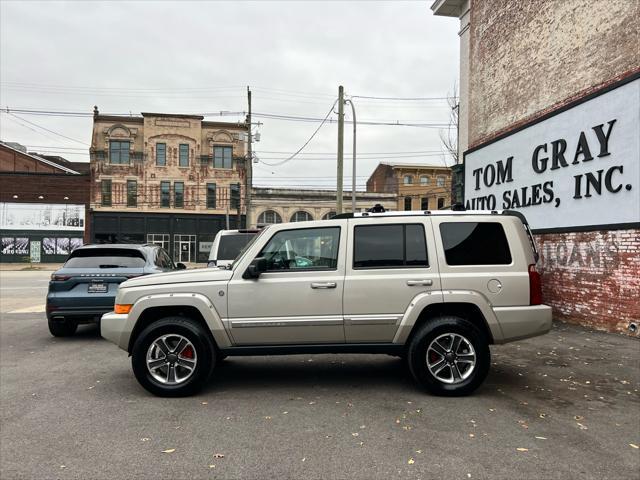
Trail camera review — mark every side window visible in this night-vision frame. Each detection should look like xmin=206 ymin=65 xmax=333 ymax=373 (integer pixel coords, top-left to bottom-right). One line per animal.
xmin=353 ymin=224 xmax=428 ymax=269
xmin=258 ymin=227 xmax=340 ymax=271
xmin=439 ymin=222 xmax=512 ymax=265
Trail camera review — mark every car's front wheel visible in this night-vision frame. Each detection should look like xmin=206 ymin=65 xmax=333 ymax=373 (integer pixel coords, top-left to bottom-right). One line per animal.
xmin=407 ymin=316 xmax=490 ymax=396
xmin=131 ymin=316 xmax=216 ymax=397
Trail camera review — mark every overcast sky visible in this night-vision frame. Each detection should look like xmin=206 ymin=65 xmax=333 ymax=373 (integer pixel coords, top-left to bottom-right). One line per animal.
xmin=0 ymin=0 xmax=459 ymax=190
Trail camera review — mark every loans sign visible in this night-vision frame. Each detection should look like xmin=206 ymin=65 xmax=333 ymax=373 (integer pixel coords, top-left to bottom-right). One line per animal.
xmin=464 ymin=78 xmax=639 ymax=231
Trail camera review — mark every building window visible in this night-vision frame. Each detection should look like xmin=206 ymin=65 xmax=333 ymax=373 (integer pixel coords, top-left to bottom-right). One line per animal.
xmin=230 ymin=183 xmax=240 ymax=209
xmin=420 ymin=175 xmax=430 ymax=186
xmin=404 ymin=196 xmax=412 ymax=211
xmin=206 ymin=183 xmax=216 ymax=209
xmin=109 ymin=140 xmax=130 ymax=164
xmin=213 ymin=146 xmax=233 ymax=169
xmin=101 ymin=179 xmax=112 ymax=206
xmin=174 ymin=182 xmax=184 ymax=208
xmin=403 ymin=175 xmax=413 ymax=185
xmin=436 ymin=175 xmax=446 ymax=187
xmin=156 ymin=143 xmax=166 ymax=166
xmin=160 ymin=181 xmax=171 ymax=208
xmin=147 ymin=233 xmax=169 ymax=251
xmin=421 ymin=197 xmax=429 ymax=210
xmin=127 ymin=180 xmax=137 ymax=207
xmin=290 ymin=211 xmax=313 ymax=222
xmin=322 ymin=211 xmax=337 ymax=220
xmin=257 ymin=210 xmax=282 ymax=225
xmin=437 ymin=198 xmax=445 ymax=209
xmin=179 ymin=144 xmax=189 ymax=167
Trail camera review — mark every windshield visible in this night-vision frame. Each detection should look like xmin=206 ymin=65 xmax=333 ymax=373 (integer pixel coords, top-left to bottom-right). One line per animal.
xmin=64 ymin=248 xmax=146 ymax=268
xmin=217 ymin=233 xmax=258 ymax=260
xmin=231 ymin=226 xmax=269 ymax=269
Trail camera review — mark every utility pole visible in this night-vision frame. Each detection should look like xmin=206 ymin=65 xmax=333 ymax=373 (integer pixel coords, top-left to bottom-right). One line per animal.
xmin=336 ymin=85 xmax=344 ymax=214
xmin=245 ymin=86 xmax=253 ymax=228
xmin=344 ymin=98 xmax=356 ymax=213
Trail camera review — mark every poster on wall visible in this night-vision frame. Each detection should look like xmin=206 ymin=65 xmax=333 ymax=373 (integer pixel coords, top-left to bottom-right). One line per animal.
xmin=463 ymin=78 xmax=640 ymax=232
xmin=0 ymin=203 xmax=85 ymax=231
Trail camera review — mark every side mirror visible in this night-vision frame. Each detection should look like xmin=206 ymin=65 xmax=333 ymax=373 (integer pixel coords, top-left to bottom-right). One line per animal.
xmin=243 ymin=257 xmax=268 ymax=279
xmin=176 ymin=262 xmax=187 ymax=270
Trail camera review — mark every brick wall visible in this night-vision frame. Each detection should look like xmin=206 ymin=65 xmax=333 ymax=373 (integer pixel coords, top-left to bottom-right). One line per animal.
xmin=468 ymin=0 xmax=639 ymax=148
xmin=536 ymin=229 xmax=640 ymax=335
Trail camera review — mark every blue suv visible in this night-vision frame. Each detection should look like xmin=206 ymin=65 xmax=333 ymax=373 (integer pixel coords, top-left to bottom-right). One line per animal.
xmin=46 ymin=244 xmax=184 ymax=337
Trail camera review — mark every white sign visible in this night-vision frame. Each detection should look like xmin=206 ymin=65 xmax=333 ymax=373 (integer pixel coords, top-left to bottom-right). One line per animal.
xmin=199 ymin=241 xmax=213 ymax=253
xmin=0 ymin=203 xmax=85 ymax=231
xmin=464 ymin=78 xmax=640 ymax=231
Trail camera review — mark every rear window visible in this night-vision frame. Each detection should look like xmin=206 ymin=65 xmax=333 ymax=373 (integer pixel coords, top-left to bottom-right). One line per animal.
xmin=217 ymin=233 xmax=257 ymax=260
xmin=64 ymin=248 xmax=146 ymax=268
xmin=353 ymin=224 xmax=428 ymax=269
xmin=439 ymin=222 xmax=512 ymax=265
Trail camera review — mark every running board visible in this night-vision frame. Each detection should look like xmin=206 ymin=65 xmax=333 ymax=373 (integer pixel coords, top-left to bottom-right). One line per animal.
xmin=219 ymin=343 xmax=404 ymax=356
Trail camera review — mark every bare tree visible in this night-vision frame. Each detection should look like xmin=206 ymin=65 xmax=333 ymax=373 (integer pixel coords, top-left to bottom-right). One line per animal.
xmin=439 ymin=82 xmax=459 ymax=164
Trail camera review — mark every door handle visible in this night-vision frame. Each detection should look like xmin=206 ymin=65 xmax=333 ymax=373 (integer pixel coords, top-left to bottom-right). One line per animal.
xmin=310 ymin=282 xmax=337 ymax=289
xmin=406 ymin=279 xmax=433 ymax=287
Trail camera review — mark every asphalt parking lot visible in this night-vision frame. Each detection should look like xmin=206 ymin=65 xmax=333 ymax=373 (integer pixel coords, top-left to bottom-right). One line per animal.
xmin=1 ymin=269 xmax=639 ymax=479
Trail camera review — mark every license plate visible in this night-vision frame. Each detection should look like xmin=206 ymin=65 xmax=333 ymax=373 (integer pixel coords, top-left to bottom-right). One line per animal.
xmin=88 ymin=282 xmax=108 ymax=293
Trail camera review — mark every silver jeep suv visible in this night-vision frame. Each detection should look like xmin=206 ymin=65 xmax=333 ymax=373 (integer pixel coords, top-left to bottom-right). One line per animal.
xmin=101 ymin=209 xmax=551 ymax=397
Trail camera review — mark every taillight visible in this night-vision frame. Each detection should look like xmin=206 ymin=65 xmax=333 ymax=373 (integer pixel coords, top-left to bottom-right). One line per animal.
xmin=528 ymin=264 xmax=542 ymax=305
xmin=51 ymin=274 xmax=71 ymax=281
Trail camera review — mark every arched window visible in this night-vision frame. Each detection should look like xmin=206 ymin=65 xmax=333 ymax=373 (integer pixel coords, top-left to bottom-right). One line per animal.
xmin=420 ymin=175 xmax=430 ymax=186
xmin=257 ymin=210 xmax=282 ymax=225
xmin=290 ymin=211 xmax=313 ymax=222
xmin=403 ymin=175 xmax=413 ymax=185
xmin=322 ymin=211 xmax=337 ymax=220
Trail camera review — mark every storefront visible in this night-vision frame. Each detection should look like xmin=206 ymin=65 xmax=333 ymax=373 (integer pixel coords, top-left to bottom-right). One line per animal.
xmin=0 ymin=202 xmax=86 ymax=263
xmin=91 ymin=211 xmax=245 ymax=264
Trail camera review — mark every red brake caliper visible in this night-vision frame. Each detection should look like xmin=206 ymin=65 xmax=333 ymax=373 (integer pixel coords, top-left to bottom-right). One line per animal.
xmin=181 ymin=345 xmax=195 ymax=359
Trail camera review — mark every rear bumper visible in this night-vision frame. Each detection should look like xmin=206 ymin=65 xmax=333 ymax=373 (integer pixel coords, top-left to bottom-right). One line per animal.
xmin=493 ymin=305 xmax=553 ymax=343
xmin=100 ymin=312 xmax=129 ymax=350
xmin=47 ymin=307 xmax=113 ymax=323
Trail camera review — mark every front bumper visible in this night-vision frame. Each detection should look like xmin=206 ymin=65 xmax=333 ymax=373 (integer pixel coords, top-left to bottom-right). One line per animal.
xmin=100 ymin=312 xmax=129 ymax=350
xmin=493 ymin=304 xmax=553 ymax=343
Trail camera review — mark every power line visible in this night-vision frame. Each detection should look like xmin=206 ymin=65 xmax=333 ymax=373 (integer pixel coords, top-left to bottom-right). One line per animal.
xmin=259 ymin=99 xmax=338 ymax=167
xmin=1 ymin=111 xmax=89 ymax=145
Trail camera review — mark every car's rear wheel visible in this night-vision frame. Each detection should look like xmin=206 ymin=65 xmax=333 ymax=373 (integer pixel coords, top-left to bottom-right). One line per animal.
xmin=48 ymin=318 xmax=78 ymax=337
xmin=131 ymin=316 xmax=216 ymax=397
xmin=407 ymin=315 xmax=490 ymax=396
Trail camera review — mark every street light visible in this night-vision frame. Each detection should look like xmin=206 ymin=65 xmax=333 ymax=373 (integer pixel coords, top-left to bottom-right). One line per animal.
xmin=344 ymin=98 xmax=356 ymax=213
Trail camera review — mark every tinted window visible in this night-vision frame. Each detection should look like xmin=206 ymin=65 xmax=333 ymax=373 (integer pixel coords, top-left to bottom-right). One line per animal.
xmin=217 ymin=233 xmax=257 ymax=260
xmin=354 ymin=224 xmax=428 ymax=269
xmin=258 ymin=227 xmax=340 ymax=271
xmin=64 ymin=249 xmax=146 ymax=268
xmin=440 ymin=222 xmax=512 ymax=265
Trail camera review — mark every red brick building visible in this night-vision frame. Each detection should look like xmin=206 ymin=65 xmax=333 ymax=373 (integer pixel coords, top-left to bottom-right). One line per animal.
xmin=0 ymin=142 xmax=90 ymax=263
xmin=432 ymin=0 xmax=639 ymax=334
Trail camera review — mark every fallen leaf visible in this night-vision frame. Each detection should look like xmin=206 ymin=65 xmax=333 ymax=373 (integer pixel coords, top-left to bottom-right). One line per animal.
xmin=408 ymin=458 xmax=415 ymax=465
xmin=516 ymin=448 xmax=529 ymax=452
xmin=539 ymin=413 xmax=547 ymax=419
xmin=162 ymin=449 xmax=175 ymax=454
xmin=629 ymin=444 xmax=639 ymax=449
xmin=489 ymin=408 xmax=495 ymax=412
xmin=213 ymin=453 xmax=225 ymax=458
xmin=282 ymin=411 xmax=288 ymax=415
xmin=576 ymin=422 xmax=588 ymax=430
xmin=359 ymin=441 xmax=364 ymax=446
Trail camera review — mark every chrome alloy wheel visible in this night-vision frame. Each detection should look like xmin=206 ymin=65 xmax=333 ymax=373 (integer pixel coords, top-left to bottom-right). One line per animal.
xmin=146 ymin=334 xmax=197 ymax=385
xmin=426 ymin=333 xmax=476 ymax=384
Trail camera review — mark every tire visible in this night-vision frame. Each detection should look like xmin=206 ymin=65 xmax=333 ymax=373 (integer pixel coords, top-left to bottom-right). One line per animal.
xmin=407 ymin=315 xmax=490 ymax=396
xmin=48 ymin=318 xmax=78 ymax=337
xmin=131 ymin=316 xmax=216 ymax=397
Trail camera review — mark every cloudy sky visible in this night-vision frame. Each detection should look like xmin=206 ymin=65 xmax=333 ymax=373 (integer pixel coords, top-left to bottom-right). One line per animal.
xmin=0 ymin=0 xmax=459 ymax=190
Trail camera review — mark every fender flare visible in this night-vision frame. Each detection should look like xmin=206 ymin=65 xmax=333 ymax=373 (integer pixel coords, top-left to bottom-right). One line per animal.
xmin=392 ymin=290 xmax=504 ymax=344
xmin=120 ymin=292 xmax=232 ymax=351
